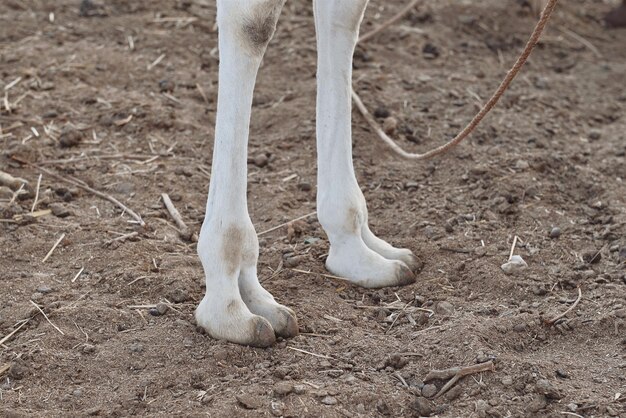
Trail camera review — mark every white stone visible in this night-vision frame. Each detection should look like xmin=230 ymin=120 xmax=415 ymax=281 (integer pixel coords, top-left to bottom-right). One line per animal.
xmin=501 ymin=255 xmax=528 ymax=275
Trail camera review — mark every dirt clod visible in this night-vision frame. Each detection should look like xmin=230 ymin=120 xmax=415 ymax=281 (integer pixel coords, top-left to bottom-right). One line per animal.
xmin=549 ymin=227 xmax=561 ymax=238
xmin=411 ymin=397 xmax=433 ymax=416
xmin=501 ymin=255 xmax=528 ymax=275
xmin=422 ymin=383 xmax=438 ymax=398
xmin=253 ymin=154 xmax=269 ymax=168
xmin=59 ymin=126 xmax=82 ymax=148
xmin=50 ymin=203 xmax=72 ymax=218
xmin=535 ymin=379 xmax=562 ymax=400
xmin=273 ymin=382 xmax=294 ymax=396
xmin=236 ymin=394 xmax=263 ymax=410
xmin=435 ymin=301 xmax=454 ymax=316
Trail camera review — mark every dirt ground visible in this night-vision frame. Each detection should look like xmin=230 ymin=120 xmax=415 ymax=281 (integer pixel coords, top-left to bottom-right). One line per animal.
xmin=1 ymin=0 xmax=625 ymax=416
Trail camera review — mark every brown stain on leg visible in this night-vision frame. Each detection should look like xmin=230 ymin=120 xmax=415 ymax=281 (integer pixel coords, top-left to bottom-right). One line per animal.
xmin=226 ymin=299 xmax=244 ymax=314
xmin=346 ymin=206 xmax=363 ymax=234
xmin=240 ymin=0 xmax=285 ymax=55
xmin=221 ymin=225 xmax=244 ymax=276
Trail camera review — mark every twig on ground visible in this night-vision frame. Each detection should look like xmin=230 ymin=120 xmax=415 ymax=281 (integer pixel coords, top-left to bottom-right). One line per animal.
xmin=39 ymin=153 xmax=171 ymax=165
xmin=29 ymin=300 xmax=65 ymax=335
xmin=439 ymin=246 xmax=472 ymax=254
xmin=291 ymin=268 xmax=350 ymax=283
xmin=393 ymin=372 xmax=409 ymax=388
xmin=8 ymin=183 xmax=25 ymax=205
xmin=257 ymin=211 xmax=317 ymax=236
xmin=545 ymin=287 xmax=582 ymax=326
xmin=11 ymin=156 xmax=146 ymax=226
xmin=12 ymin=209 xmax=51 ymax=222
xmin=0 ymin=319 xmax=30 ymax=346
xmin=560 ymin=412 xmax=584 ymax=418
xmin=509 ymin=235 xmax=518 ymax=261
xmin=424 ymin=361 xmax=495 ymax=398
xmin=147 ymin=53 xmax=166 ymax=71
xmin=127 ymin=304 xmax=159 ymax=309
xmin=386 ymin=300 xmax=412 ymax=333
xmin=398 ymin=352 xmax=424 ymax=357
xmin=161 ymin=193 xmax=192 ymax=240
xmin=196 ymin=83 xmax=209 ymax=104
xmin=105 ymin=231 xmax=138 ymax=246
xmin=126 ymin=275 xmax=150 ymax=286
xmin=287 ymin=346 xmax=333 ymax=360
xmin=71 ymin=267 xmax=85 ymax=283
xmin=30 ymin=173 xmax=42 ymax=212
xmin=359 ymin=0 xmax=422 ymax=44
xmin=42 ymin=233 xmax=66 ymax=263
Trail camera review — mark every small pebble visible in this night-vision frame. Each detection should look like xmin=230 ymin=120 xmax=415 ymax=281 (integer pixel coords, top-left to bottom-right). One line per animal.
xmin=82 ymin=344 xmax=96 ymax=354
xmin=273 ymin=382 xmax=293 ymax=396
xmin=444 ymin=384 xmax=463 ymax=401
xmin=129 ymin=342 xmax=144 ymax=353
xmin=30 ymin=292 xmax=44 ymax=301
xmin=36 ymin=285 xmax=53 ymax=294
xmin=411 ymin=397 xmax=433 ymax=416
xmin=515 ymin=159 xmax=530 ymax=170
xmin=555 ymin=369 xmax=569 ymax=379
xmin=374 ymin=107 xmax=390 ymax=118
xmin=422 ymin=43 xmax=440 ymax=59
xmin=50 ymin=203 xmax=71 ymax=218
xmin=549 ymin=227 xmax=561 ymax=238
xmin=382 ymin=116 xmax=398 ymax=135
xmin=284 ymin=257 xmax=300 ymax=268
xmin=236 ymin=394 xmax=262 ymax=410
xmin=404 ymin=181 xmax=419 ymax=190
xmin=42 ymin=110 xmax=59 ymax=119
xmin=588 ymin=129 xmax=601 ymax=141
xmin=73 ymin=388 xmax=83 ymax=397
xmin=513 ymin=323 xmax=526 ymax=332
xmin=385 ymin=353 xmax=408 ymax=370
xmin=320 ymin=396 xmax=337 ymax=405
xmin=501 ymin=376 xmax=513 ymax=386
xmin=297 ymin=182 xmax=312 ymax=192
xmin=435 ymin=301 xmax=454 ymax=316
xmin=158 ymin=79 xmax=175 ymax=92
xmin=253 ymin=154 xmax=269 ymax=168
xmin=501 ymin=255 xmax=528 ymax=275
xmin=149 ymin=303 xmax=169 ymax=316
xmin=421 ymin=383 xmax=438 ymax=398
xmin=293 ymin=384 xmax=306 ymax=395
xmin=59 ymin=126 xmax=82 ymax=148
xmin=168 ymin=288 xmax=189 ymax=303
xmin=376 ymin=399 xmax=391 ymax=415
xmin=536 ymin=379 xmax=561 ymax=399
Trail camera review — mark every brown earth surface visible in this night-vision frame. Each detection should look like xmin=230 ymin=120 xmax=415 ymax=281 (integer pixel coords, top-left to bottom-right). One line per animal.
xmin=1 ymin=0 xmax=625 ymax=417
